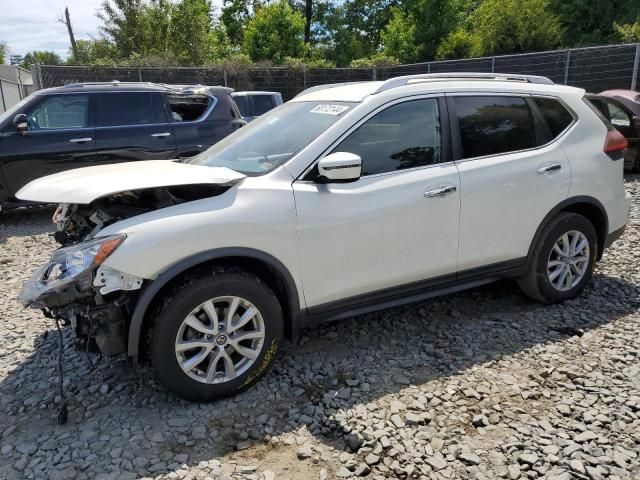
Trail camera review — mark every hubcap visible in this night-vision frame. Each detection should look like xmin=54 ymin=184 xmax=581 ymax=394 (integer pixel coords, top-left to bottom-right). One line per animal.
xmin=175 ymin=296 xmax=265 ymax=384
xmin=547 ymin=230 xmax=590 ymax=292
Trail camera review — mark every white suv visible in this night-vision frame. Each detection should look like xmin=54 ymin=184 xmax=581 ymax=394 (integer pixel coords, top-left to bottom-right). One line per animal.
xmin=18 ymin=73 xmax=632 ymax=401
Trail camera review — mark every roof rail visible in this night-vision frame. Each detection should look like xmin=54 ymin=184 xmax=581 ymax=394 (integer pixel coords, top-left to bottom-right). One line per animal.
xmin=61 ymin=80 xmax=171 ymax=89
xmin=294 ymin=81 xmax=369 ymax=99
xmin=374 ymin=72 xmax=554 ymax=94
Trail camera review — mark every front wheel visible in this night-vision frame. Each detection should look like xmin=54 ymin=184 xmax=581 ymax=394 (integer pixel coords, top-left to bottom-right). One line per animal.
xmin=150 ymin=268 xmax=283 ymax=402
xmin=518 ymin=212 xmax=597 ymax=303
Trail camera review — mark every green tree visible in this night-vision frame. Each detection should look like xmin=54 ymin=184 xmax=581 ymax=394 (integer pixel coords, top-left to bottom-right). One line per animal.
xmin=349 ymin=53 xmax=399 ymax=68
xmin=470 ymin=0 xmax=562 ymax=56
xmin=325 ymin=0 xmax=397 ymax=66
xmin=436 ymin=28 xmax=475 ymax=59
xmin=69 ymin=38 xmax=120 ymax=65
xmin=381 ymin=7 xmax=418 ymax=62
xmin=382 ymin=0 xmax=471 ymax=63
xmin=550 ymin=0 xmax=638 ymax=46
xmin=243 ymin=0 xmax=305 ymax=63
xmin=21 ymin=51 xmax=62 ymax=69
xmin=98 ymin=0 xmax=175 ymax=59
xmin=615 ymin=22 xmax=640 ymax=43
xmin=0 ymin=41 xmax=7 ymax=64
xmin=220 ymin=0 xmax=257 ymax=46
xmin=170 ymin=0 xmax=213 ymax=64
xmin=98 ymin=0 xmax=149 ymax=58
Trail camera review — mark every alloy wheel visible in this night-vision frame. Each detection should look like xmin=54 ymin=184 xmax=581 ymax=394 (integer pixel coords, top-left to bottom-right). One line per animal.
xmin=547 ymin=230 xmax=590 ymax=292
xmin=174 ymin=296 xmax=265 ymax=384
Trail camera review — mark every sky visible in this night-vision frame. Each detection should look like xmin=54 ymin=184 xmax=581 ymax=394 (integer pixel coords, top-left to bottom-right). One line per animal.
xmin=0 ymin=0 xmax=223 ymax=60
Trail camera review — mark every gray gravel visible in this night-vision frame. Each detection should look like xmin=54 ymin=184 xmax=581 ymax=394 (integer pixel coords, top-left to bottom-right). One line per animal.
xmin=1 ymin=177 xmax=639 ymax=480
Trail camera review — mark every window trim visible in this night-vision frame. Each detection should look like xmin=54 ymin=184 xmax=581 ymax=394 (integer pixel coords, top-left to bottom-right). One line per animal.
xmin=445 ymin=91 xmax=553 ymax=163
xmin=530 ymin=94 xmax=578 ymax=142
xmin=298 ymin=93 xmax=452 ymax=182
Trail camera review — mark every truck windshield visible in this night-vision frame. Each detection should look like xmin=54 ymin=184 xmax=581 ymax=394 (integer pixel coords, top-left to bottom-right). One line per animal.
xmin=188 ymin=101 xmax=354 ymax=175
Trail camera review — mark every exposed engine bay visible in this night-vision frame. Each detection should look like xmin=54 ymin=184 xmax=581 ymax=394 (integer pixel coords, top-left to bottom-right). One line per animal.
xmin=53 ymin=184 xmax=229 ymax=246
xmin=21 ymin=183 xmax=231 ymax=359
xmin=15 ymin=160 xmax=246 ymax=421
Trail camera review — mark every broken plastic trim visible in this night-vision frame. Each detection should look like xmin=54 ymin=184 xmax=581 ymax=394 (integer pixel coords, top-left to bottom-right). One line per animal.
xmin=18 ymin=234 xmax=126 ymax=308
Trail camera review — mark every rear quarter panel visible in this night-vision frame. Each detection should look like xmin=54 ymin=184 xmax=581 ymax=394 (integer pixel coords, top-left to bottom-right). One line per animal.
xmin=561 ymin=94 xmax=628 ymax=232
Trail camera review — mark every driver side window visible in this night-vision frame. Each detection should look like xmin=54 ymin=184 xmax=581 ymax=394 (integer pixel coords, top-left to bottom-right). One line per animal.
xmin=332 ymin=98 xmax=442 ymax=176
xmin=27 ymin=95 xmax=89 ymax=130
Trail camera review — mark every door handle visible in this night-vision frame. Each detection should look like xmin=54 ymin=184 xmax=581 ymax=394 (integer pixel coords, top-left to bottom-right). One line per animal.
xmin=151 ymin=132 xmax=171 ymax=138
xmin=424 ymin=185 xmax=457 ymax=198
xmin=537 ymin=163 xmax=562 ymax=174
xmin=69 ymin=137 xmax=92 ymax=143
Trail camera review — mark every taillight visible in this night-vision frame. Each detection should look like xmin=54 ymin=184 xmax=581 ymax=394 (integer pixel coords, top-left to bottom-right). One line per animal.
xmin=604 ymin=130 xmax=628 ymax=160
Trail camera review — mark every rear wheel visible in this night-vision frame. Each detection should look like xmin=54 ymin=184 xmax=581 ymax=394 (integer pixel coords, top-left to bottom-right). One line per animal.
xmin=150 ymin=269 xmax=283 ymax=402
xmin=518 ymin=212 xmax=597 ymax=303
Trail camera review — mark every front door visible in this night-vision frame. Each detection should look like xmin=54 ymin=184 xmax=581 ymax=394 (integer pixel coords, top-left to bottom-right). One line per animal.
xmin=293 ymin=97 xmax=461 ymax=309
xmin=94 ymin=92 xmax=177 ymax=162
xmin=0 ymin=93 xmax=95 ymax=198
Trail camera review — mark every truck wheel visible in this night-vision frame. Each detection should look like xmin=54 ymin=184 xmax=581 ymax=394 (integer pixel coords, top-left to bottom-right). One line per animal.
xmin=150 ymin=268 xmax=283 ymax=402
xmin=518 ymin=212 xmax=597 ymax=303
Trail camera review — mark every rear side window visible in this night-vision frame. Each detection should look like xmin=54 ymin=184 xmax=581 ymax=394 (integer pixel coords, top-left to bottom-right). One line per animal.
xmin=96 ymin=93 xmax=167 ymax=127
xmin=454 ymin=96 xmax=536 ymax=159
xmin=584 ymin=97 xmax=615 ymax=131
xmin=533 ymin=97 xmax=574 ymax=138
xmin=334 ymin=98 xmax=442 ymax=176
xmin=168 ymin=94 xmax=212 ymax=122
xmin=252 ymin=95 xmax=275 ymax=116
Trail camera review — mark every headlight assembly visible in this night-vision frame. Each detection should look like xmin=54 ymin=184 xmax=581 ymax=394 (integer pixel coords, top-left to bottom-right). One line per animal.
xmin=18 ymin=234 xmax=126 ymax=307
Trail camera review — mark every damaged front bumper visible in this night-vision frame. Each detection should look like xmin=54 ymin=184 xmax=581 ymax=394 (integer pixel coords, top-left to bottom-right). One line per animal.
xmin=19 ymin=234 xmax=143 ymax=356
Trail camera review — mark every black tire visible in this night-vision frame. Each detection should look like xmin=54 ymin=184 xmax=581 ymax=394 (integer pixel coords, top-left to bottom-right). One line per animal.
xmin=518 ymin=212 xmax=597 ymax=303
xmin=150 ymin=268 xmax=283 ymax=402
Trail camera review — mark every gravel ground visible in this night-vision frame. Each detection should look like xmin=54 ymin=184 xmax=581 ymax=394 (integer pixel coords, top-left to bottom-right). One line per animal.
xmin=1 ymin=176 xmax=639 ymax=480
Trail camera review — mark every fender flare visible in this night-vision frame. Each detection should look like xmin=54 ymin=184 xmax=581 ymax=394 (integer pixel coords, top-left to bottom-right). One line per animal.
xmin=126 ymin=247 xmax=301 ymax=357
xmin=526 ymin=195 xmax=609 ymax=265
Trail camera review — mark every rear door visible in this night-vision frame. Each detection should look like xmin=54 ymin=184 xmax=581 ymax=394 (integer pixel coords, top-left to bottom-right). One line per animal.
xmin=94 ymin=92 xmax=177 ymax=162
xmin=450 ymin=94 xmax=572 ymax=272
xmin=168 ymin=93 xmax=237 ymax=156
xmin=0 ymin=93 xmax=96 ymax=197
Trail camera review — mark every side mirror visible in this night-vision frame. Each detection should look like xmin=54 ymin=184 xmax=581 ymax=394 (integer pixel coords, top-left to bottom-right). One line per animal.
xmin=632 ymin=116 xmax=640 ymax=128
xmin=12 ymin=113 xmax=28 ymax=133
xmin=317 ymin=152 xmax=362 ymax=183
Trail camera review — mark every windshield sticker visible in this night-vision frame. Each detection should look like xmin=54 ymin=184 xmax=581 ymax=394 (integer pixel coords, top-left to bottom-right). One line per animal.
xmin=310 ymin=104 xmax=349 ymax=115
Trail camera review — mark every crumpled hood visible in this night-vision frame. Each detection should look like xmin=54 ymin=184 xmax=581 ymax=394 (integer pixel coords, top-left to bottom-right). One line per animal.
xmin=16 ymin=160 xmax=245 ymax=204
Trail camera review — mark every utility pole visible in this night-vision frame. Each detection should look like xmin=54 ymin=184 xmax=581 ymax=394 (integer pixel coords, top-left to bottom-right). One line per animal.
xmin=58 ymin=7 xmax=78 ymax=63
xmin=304 ymin=0 xmax=313 ymax=44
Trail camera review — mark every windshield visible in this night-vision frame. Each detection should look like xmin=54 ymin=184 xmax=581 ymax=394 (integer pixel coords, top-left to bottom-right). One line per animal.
xmin=188 ymin=101 xmax=354 ymax=174
xmin=0 ymin=93 xmax=34 ymax=126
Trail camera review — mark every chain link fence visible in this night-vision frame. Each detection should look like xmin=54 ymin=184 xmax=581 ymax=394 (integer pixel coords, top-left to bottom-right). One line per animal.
xmin=37 ymin=43 xmax=640 ymax=101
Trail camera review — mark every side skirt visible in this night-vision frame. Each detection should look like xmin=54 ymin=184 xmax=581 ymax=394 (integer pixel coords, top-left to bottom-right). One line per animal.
xmin=302 ymin=258 xmax=526 ymax=326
